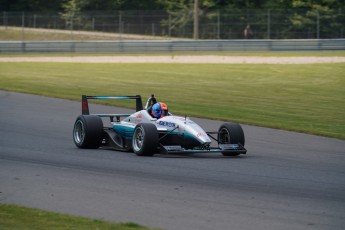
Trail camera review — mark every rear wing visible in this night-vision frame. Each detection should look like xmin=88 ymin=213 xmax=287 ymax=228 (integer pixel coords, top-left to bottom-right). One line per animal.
xmin=81 ymin=95 xmax=143 ymax=115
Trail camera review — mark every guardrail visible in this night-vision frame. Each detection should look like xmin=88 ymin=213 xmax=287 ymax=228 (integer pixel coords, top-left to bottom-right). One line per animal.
xmin=0 ymin=39 xmax=344 ymax=53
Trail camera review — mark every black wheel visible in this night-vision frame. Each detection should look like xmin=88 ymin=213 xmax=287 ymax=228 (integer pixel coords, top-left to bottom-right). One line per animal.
xmin=73 ymin=115 xmax=103 ymax=149
xmin=132 ymin=123 xmax=158 ymax=156
xmin=218 ymin=123 xmax=245 ymax=156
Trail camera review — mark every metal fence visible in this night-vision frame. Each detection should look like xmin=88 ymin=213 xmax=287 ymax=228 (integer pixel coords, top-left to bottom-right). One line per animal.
xmin=1 ymin=40 xmax=344 ymax=53
xmin=1 ymin=9 xmax=344 ymax=40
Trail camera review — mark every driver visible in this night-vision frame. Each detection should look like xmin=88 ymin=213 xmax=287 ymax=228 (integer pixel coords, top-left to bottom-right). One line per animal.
xmin=151 ymin=102 xmax=168 ymax=119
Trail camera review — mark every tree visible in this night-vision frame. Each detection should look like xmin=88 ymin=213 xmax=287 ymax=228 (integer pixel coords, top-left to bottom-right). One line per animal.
xmin=158 ymin=0 xmax=217 ymax=38
xmin=60 ymin=0 xmax=82 ymax=29
xmin=2 ymin=0 xmax=344 ymax=39
xmin=289 ymin=0 xmax=345 ymax=38
xmin=0 ymin=0 xmax=66 ymax=11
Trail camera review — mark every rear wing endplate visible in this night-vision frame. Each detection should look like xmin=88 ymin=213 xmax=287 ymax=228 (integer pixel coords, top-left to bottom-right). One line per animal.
xmin=81 ymin=95 xmax=143 ymax=115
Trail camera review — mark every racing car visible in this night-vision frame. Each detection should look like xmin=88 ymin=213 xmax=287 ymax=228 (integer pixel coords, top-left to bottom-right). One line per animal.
xmin=73 ymin=94 xmax=246 ymax=156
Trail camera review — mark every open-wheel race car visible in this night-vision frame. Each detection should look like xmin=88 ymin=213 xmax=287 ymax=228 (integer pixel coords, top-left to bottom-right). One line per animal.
xmin=73 ymin=95 xmax=247 ymax=157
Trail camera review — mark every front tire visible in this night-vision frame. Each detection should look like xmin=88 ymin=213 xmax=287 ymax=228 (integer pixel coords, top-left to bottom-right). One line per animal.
xmin=132 ymin=123 xmax=158 ymax=156
xmin=73 ymin=115 xmax=103 ymax=149
xmin=218 ymin=123 xmax=245 ymax=156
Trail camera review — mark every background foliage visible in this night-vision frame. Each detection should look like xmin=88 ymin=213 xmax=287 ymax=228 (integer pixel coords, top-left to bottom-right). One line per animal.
xmin=2 ymin=0 xmax=345 ymax=12
xmin=1 ymin=0 xmax=344 ymax=39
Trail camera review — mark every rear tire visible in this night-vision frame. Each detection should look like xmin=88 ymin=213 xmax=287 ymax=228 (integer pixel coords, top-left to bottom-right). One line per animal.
xmin=132 ymin=123 xmax=158 ymax=156
xmin=218 ymin=123 xmax=245 ymax=156
xmin=73 ymin=115 xmax=103 ymax=149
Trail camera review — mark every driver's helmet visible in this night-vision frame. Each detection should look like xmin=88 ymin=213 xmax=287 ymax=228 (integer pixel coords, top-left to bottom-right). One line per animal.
xmin=151 ymin=102 xmax=168 ymax=119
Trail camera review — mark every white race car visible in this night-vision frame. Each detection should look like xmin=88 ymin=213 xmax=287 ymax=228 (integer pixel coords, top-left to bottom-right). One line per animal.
xmin=73 ymin=94 xmax=246 ymax=156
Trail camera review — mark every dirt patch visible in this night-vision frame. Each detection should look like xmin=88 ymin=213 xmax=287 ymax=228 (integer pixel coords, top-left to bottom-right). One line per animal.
xmin=1 ymin=55 xmax=345 ymax=64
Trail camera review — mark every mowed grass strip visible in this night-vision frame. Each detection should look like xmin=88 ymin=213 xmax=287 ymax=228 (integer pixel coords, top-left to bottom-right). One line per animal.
xmin=0 ymin=27 xmax=162 ymax=41
xmin=1 ymin=62 xmax=344 ymax=139
xmin=1 ymin=51 xmax=345 ymax=57
xmin=0 ymin=203 xmax=155 ymax=230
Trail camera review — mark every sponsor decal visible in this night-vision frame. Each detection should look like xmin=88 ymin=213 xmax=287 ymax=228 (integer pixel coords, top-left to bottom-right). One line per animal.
xmin=164 ymin=145 xmax=183 ymax=151
xmin=197 ymin=132 xmax=206 ymax=137
xmin=82 ymin=101 xmax=88 ymax=111
xmin=158 ymin=121 xmax=176 ymax=128
xmin=173 ymin=116 xmax=187 ymax=121
xmin=136 ymin=112 xmax=142 ymax=123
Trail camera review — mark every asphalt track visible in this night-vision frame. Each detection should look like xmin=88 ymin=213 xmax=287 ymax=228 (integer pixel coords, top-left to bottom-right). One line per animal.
xmin=1 ymin=90 xmax=345 ymax=230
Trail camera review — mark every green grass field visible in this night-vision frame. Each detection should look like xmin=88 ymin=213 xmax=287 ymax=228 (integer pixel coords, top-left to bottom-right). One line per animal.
xmin=1 ymin=62 xmax=344 ymax=139
xmin=0 ymin=203 xmax=155 ymax=230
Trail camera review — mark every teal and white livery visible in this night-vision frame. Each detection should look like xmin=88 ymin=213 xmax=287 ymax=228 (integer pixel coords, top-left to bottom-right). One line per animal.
xmin=73 ymin=94 xmax=246 ymax=156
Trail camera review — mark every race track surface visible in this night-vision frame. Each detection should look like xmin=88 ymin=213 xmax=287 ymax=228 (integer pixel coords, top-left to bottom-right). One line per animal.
xmin=1 ymin=90 xmax=345 ymax=230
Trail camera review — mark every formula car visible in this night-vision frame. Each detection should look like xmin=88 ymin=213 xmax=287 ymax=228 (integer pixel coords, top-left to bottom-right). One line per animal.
xmin=73 ymin=94 xmax=247 ymax=156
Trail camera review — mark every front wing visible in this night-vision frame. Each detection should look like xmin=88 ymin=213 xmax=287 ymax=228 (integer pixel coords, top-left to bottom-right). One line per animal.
xmin=160 ymin=143 xmax=247 ymax=155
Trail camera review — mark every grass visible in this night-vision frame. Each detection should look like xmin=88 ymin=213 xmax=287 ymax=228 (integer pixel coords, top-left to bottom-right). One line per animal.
xmin=1 ymin=62 xmax=344 ymax=139
xmin=0 ymin=26 xmax=169 ymax=41
xmin=0 ymin=203 xmax=155 ymax=230
xmin=0 ymin=27 xmax=102 ymax=41
xmin=1 ymin=27 xmax=345 ymax=57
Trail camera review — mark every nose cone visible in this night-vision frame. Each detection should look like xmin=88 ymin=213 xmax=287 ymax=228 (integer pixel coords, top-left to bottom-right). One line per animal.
xmin=196 ymin=131 xmax=212 ymax=144
xmin=161 ymin=116 xmax=212 ymax=145
xmin=183 ymin=120 xmax=211 ymax=145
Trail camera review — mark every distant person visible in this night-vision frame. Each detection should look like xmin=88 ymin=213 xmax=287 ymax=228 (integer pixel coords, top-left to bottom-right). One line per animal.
xmin=244 ymin=24 xmax=253 ymax=39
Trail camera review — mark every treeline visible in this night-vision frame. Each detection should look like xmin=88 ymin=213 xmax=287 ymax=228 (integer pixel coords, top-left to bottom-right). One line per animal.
xmin=1 ymin=0 xmax=344 ymax=12
xmin=1 ymin=0 xmax=344 ymax=39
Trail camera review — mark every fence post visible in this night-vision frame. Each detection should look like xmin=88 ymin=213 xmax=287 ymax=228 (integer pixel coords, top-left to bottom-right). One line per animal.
xmin=168 ymin=14 xmax=171 ymax=38
xmin=3 ymin=11 xmax=7 ymax=28
xmin=70 ymin=16 xmax=73 ymax=40
xmin=316 ymin=10 xmax=320 ymax=39
xmin=152 ymin=23 xmax=155 ymax=36
xmin=119 ymin=11 xmax=122 ymax=39
xmin=21 ymin=12 xmax=25 ymax=41
xmin=217 ymin=10 xmax=220 ymax=39
xmin=267 ymin=9 xmax=271 ymax=39
xmin=193 ymin=0 xmax=199 ymax=39
xmin=33 ymin=14 xmax=36 ymax=28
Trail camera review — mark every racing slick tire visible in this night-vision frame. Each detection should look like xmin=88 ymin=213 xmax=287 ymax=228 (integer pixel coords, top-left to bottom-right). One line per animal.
xmin=132 ymin=123 xmax=158 ymax=156
xmin=73 ymin=115 xmax=103 ymax=149
xmin=218 ymin=123 xmax=245 ymax=156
